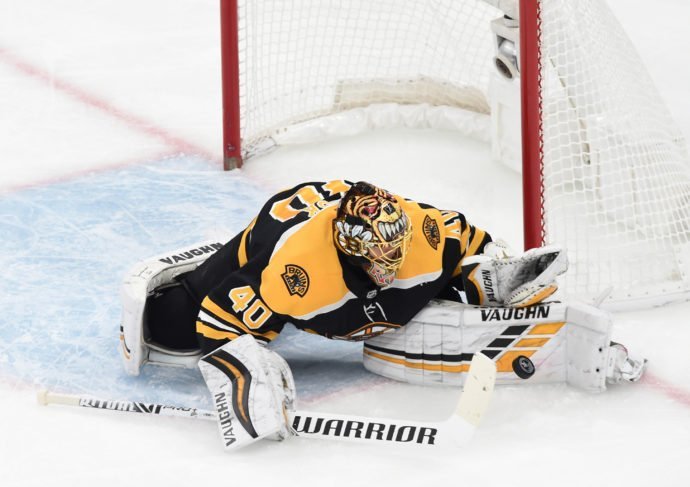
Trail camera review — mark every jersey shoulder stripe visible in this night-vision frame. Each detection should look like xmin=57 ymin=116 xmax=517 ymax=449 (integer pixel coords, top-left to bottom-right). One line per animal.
xmin=196 ymin=320 xmax=241 ymax=342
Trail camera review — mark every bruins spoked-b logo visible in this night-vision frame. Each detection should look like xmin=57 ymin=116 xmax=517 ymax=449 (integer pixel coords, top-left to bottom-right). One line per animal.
xmin=423 ymin=215 xmax=441 ymax=250
xmin=282 ymin=264 xmax=310 ymax=297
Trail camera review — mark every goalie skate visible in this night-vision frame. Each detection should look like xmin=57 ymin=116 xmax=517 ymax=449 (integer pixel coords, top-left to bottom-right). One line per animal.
xmin=606 ymin=342 xmax=648 ymax=383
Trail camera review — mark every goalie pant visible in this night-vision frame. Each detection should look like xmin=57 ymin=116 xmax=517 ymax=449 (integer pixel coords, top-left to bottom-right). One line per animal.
xmin=363 ymin=299 xmax=645 ymax=391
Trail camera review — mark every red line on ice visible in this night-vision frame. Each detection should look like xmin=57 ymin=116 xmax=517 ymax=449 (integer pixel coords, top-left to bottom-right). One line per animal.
xmin=0 ymin=46 xmax=219 ymax=164
xmin=642 ymin=372 xmax=690 ymax=408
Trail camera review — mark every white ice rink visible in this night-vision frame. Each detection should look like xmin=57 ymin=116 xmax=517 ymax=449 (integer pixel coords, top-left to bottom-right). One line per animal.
xmin=1 ymin=1 xmax=689 ymax=486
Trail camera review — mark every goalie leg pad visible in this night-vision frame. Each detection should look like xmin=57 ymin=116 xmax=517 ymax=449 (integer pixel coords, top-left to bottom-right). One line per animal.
xmin=198 ymin=335 xmax=296 ymax=451
xmin=363 ymin=300 xmax=637 ymax=392
xmin=120 ymin=240 xmax=223 ymax=375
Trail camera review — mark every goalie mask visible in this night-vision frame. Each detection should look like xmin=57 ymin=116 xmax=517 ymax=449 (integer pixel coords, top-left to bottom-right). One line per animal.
xmin=334 ymin=182 xmax=412 ymax=286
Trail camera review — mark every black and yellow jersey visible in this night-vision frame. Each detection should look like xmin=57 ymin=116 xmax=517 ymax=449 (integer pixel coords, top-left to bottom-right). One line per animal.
xmin=183 ymin=181 xmax=491 ymax=353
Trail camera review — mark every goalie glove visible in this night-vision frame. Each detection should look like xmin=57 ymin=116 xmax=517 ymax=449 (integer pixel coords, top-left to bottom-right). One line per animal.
xmin=461 ymin=243 xmax=568 ymax=307
xmin=198 ymin=335 xmax=296 ymax=451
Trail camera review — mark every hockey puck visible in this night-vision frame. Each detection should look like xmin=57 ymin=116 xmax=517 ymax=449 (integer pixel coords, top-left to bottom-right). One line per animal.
xmin=512 ymin=355 xmax=535 ymax=379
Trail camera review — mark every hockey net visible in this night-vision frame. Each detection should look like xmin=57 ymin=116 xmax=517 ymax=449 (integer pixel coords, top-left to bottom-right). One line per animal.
xmin=221 ymin=0 xmax=690 ymax=308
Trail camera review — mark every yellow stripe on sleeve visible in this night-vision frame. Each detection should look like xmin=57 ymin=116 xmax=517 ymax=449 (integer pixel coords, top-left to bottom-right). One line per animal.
xmin=459 ymin=223 xmax=472 ymax=256
xmin=466 ymin=228 xmax=487 ymax=257
xmin=238 ymin=218 xmax=257 ymax=267
xmin=196 ymin=321 xmax=241 ymax=341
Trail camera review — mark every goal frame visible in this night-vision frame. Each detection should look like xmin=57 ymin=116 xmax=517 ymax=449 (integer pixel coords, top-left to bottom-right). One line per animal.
xmin=219 ymin=0 xmax=546 ymax=250
xmin=518 ymin=0 xmax=544 ymax=251
xmin=218 ymin=0 xmax=690 ymax=309
xmin=220 ymin=0 xmax=242 ymax=171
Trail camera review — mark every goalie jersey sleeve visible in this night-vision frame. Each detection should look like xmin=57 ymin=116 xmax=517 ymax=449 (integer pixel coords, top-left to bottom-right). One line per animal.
xmin=184 ymin=180 xmax=492 ymax=354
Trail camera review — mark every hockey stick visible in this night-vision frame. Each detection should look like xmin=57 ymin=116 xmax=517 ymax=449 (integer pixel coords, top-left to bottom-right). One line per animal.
xmin=37 ymin=353 xmax=496 ymax=448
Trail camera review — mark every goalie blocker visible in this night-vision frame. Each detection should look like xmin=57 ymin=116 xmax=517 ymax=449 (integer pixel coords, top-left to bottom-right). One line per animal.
xmin=363 ymin=299 xmax=646 ymax=391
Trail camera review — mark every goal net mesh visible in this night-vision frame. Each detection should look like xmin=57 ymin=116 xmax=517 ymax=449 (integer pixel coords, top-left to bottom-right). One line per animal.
xmin=539 ymin=0 xmax=690 ymax=305
xmin=232 ymin=0 xmax=690 ymax=307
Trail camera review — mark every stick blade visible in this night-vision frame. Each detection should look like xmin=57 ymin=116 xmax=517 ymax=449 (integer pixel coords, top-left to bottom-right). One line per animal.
xmin=457 ymin=352 xmax=497 ymax=426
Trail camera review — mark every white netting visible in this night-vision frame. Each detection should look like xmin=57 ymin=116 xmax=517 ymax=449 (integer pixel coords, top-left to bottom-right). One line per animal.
xmin=231 ymin=0 xmax=690 ymax=308
xmin=237 ymin=0 xmax=499 ymax=157
xmin=538 ymin=0 xmax=690 ymax=306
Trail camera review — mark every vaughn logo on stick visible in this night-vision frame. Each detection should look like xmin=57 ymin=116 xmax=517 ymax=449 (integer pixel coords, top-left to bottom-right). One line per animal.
xmin=292 ymin=414 xmax=438 ymax=445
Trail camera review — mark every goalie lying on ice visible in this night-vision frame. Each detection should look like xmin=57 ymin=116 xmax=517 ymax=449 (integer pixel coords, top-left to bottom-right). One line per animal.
xmin=119 ymin=180 xmax=645 ymax=450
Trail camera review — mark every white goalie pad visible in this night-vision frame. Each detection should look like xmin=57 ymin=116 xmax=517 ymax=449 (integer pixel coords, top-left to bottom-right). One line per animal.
xmin=363 ymin=299 xmax=616 ymax=392
xmin=119 ymin=241 xmax=224 ymax=376
xmin=198 ymin=335 xmax=296 ymax=451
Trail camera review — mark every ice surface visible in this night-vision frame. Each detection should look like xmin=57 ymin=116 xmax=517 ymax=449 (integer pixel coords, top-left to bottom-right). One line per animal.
xmin=0 ymin=158 xmax=264 ymax=405
xmin=1 ymin=1 xmax=689 ymax=486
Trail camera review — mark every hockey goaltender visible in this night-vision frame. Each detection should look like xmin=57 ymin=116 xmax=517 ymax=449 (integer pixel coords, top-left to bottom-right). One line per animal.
xmin=119 ymin=180 xmax=646 ymax=450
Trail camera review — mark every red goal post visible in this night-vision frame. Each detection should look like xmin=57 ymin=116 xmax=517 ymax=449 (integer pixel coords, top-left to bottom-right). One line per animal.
xmin=519 ymin=0 xmax=544 ymax=252
xmin=220 ymin=0 xmax=242 ymax=171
